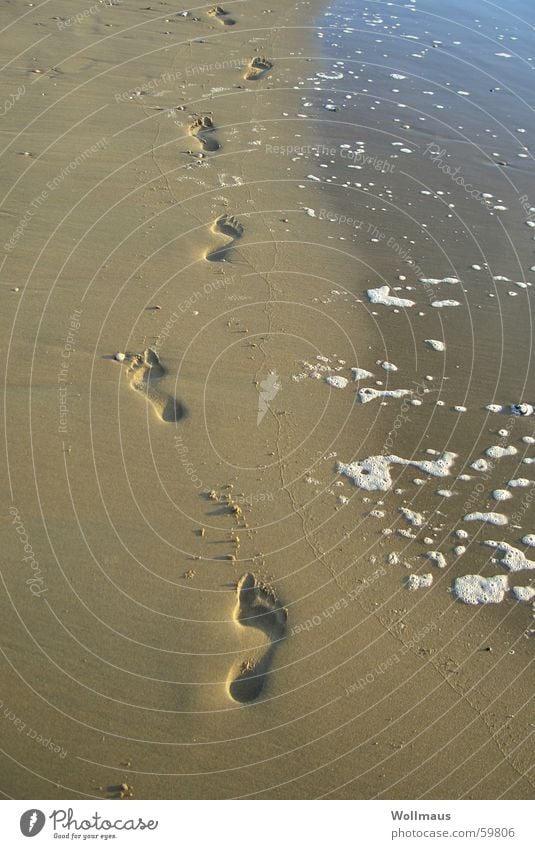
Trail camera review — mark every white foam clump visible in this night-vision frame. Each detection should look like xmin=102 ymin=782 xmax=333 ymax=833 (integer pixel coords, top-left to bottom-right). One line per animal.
xmin=512 ymin=586 xmax=535 ymax=602
xmin=337 ymin=450 xmax=457 ymax=492
xmin=367 ymin=285 xmax=415 ymax=308
xmin=400 ymin=507 xmax=424 ymax=527
xmin=407 ymin=573 xmax=433 ymax=590
xmin=522 ymin=534 xmax=535 ymax=546
xmin=508 ymin=478 xmax=532 ymax=488
xmin=470 ymin=458 xmax=489 ymax=472
xmin=351 ymin=367 xmax=374 ymax=380
xmin=358 ymin=387 xmax=412 ymax=404
xmin=492 ymin=489 xmax=512 ymax=501
xmin=326 ymin=375 xmax=348 ymax=389
xmin=464 ymin=512 xmax=508 ymax=525
xmin=431 ymin=300 xmax=461 ymax=308
xmin=485 ymin=404 xmax=504 ymax=413
xmin=419 ymin=276 xmax=460 ymax=285
xmin=426 ymin=551 xmax=447 ymax=568
xmin=380 ymin=361 xmax=398 ymax=372
xmin=522 ymin=436 xmax=535 ymax=444
xmin=453 ymin=574 xmax=508 ymax=605
xmin=483 ymin=540 xmax=535 ymax=572
xmin=485 ymin=445 xmax=517 ymax=459
xmin=523 ymin=457 xmax=535 ymax=465
xmin=425 ymin=339 xmax=445 ymax=352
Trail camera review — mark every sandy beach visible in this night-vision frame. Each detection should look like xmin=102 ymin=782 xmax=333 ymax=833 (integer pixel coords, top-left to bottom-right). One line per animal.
xmin=1 ymin=0 xmax=534 ymax=800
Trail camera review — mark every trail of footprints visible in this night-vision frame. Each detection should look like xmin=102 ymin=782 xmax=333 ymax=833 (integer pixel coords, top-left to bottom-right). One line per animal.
xmin=114 ymin=27 xmax=281 ymax=700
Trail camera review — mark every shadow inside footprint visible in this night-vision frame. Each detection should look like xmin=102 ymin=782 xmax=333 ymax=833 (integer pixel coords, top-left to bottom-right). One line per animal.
xmin=208 ymin=5 xmax=235 ymax=25
xmin=244 ymin=57 xmax=273 ymax=80
xmin=127 ymin=348 xmax=185 ymax=423
xmin=227 ymin=573 xmax=287 ymax=703
xmin=205 ymin=215 xmax=243 ymax=262
xmin=189 ymin=116 xmax=220 ymax=152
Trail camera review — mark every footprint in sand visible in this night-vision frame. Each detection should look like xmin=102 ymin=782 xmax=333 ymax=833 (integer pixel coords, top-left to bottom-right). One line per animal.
xmin=227 ymin=573 xmax=287 ymax=703
xmin=189 ymin=115 xmax=220 ymax=152
xmin=208 ymin=5 xmax=235 ymax=25
xmin=244 ymin=57 xmax=273 ymax=81
xmin=127 ymin=348 xmax=184 ymax=423
xmin=205 ymin=214 xmax=243 ymax=262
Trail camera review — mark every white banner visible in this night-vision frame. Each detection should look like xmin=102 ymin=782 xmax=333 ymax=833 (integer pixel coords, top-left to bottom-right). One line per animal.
xmin=1 ymin=800 xmax=532 ymax=848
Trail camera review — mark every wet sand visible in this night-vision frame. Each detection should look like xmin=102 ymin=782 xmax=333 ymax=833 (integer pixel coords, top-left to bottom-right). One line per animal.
xmin=1 ymin=0 xmax=534 ymax=799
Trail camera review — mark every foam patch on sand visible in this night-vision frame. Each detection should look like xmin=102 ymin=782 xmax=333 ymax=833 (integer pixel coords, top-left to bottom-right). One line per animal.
xmin=464 ymin=512 xmax=508 ymax=525
xmin=326 ymin=375 xmax=348 ymax=389
xmin=512 ymin=586 xmax=535 ymax=602
xmin=431 ymin=299 xmax=461 ymax=308
xmin=508 ymin=478 xmax=532 ymax=488
xmin=367 ymin=285 xmax=415 ymax=307
xmin=358 ymin=387 xmax=412 ymax=404
xmin=522 ymin=534 xmax=535 ymax=546
xmin=400 ymin=507 xmax=424 ymax=527
xmin=407 ymin=573 xmax=433 ymax=590
xmin=483 ymin=540 xmax=535 ymax=572
xmin=337 ymin=451 xmax=457 ymax=491
xmin=492 ymin=489 xmax=512 ymax=501
xmin=419 ymin=276 xmax=460 ymax=285
xmin=351 ymin=367 xmax=374 ymax=380
xmin=426 ymin=551 xmax=447 ymax=568
xmin=425 ymin=339 xmax=445 ymax=352
xmin=453 ymin=574 xmax=508 ymax=605
xmin=485 ymin=445 xmax=518 ymax=459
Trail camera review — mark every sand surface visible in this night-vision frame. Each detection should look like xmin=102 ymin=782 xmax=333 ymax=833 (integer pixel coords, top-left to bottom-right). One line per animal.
xmin=1 ymin=0 xmax=534 ymax=799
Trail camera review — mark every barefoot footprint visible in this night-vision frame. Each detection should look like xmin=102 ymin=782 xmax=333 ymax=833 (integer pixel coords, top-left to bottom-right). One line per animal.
xmin=127 ymin=348 xmax=184 ymax=423
xmin=189 ymin=115 xmax=220 ymax=152
xmin=244 ymin=56 xmax=273 ymax=81
xmin=205 ymin=214 xmax=243 ymax=262
xmin=227 ymin=573 xmax=287 ymax=703
xmin=208 ymin=5 xmax=235 ymax=25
